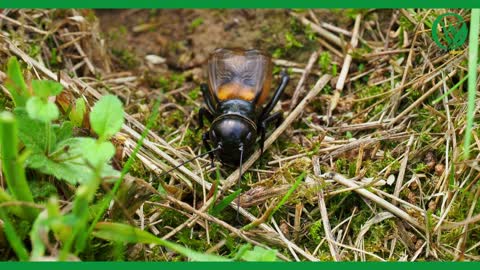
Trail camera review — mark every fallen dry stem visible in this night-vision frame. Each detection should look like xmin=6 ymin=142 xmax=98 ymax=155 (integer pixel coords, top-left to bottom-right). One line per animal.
xmin=289 ymin=51 xmax=319 ymax=111
xmin=389 ymin=69 xmax=457 ymax=126
xmin=289 ymin=12 xmax=342 ymax=47
xmin=328 ymin=14 xmax=362 ymax=119
xmin=393 ymin=135 xmax=415 ymax=205
xmin=323 ymin=172 xmax=424 ymax=231
xmin=317 ymin=180 xmax=341 ymax=261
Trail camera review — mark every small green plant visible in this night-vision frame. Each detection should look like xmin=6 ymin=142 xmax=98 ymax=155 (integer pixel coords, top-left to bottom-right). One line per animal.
xmin=304 ymin=24 xmax=317 ymax=41
xmin=0 ymin=57 xmax=230 ymax=261
xmin=285 ymin=32 xmax=304 ymax=49
xmin=189 ymin=17 xmax=204 ymax=31
xmin=112 ymin=48 xmax=139 ymax=69
xmin=318 ymin=51 xmax=332 ymax=73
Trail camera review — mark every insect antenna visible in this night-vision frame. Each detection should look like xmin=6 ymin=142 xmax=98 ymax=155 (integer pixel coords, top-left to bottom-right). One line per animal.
xmin=236 ymin=143 xmax=244 ymax=223
xmin=158 ymin=146 xmax=221 ymax=179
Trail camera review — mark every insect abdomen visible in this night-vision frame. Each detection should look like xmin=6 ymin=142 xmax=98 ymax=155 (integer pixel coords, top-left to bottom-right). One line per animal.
xmin=217 ymin=82 xmax=256 ymax=102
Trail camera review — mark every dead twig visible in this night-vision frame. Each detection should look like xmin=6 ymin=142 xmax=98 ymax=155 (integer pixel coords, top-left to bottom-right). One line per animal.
xmin=323 ymin=172 xmax=424 ymax=231
xmin=393 ymin=135 xmax=415 ymax=205
xmin=289 ymin=51 xmax=319 ymax=111
xmin=289 ymin=12 xmax=342 ymax=47
xmin=389 ymin=69 xmax=457 ymax=126
xmin=328 ymin=14 xmax=362 ymax=122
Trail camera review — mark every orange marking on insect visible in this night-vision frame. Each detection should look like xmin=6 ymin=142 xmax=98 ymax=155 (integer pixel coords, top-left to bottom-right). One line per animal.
xmin=217 ymin=82 xmax=256 ymax=101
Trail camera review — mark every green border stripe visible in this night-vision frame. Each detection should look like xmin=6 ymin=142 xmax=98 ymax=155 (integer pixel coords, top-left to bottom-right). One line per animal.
xmin=1 ymin=262 xmax=480 ymax=269
xmin=1 ymin=0 xmax=480 ymax=8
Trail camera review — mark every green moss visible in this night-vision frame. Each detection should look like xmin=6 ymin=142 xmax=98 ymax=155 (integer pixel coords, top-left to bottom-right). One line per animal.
xmin=406 ymin=88 xmax=421 ymax=102
xmin=177 ymin=230 xmax=208 ymax=251
xmin=364 ymin=151 xmax=400 ymax=177
xmin=304 ymin=24 xmax=317 ymax=41
xmin=49 ymin=48 xmax=59 ymax=66
xmin=85 ymin=10 xmax=97 ymax=23
xmin=335 ymin=158 xmax=356 ymax=177
xmin=399 ymin=15 xmax=415 ymax=31
xmin=112 ymin=48 xmax=139 ymax=69
xmin=127 ymin=159 xmax=149 ymax=178
xmin=309 ymin=220 xmax=323 ymax=242
xmin=108 ymin=26 xmax=127 ymax=41
xmin=28 ymin=44 xmax=41 ymax=58
xmin=318 ymin=52 xmax=332 ymax=74
xmin=189 ymin=17 xmax=204 ymax=32
xmin=344 ymin=9 xmax=370 ymax=20
xmin=171 ymin=74 xmax=186 ymax=89
xmin=411 ymin=108 xmax=436 ymax=134
xmin=285 ymin=32 xmax=303 ymax=49
xmin=147 ymin=73 xmax=186 ymax=93
xmin=414 ymin=162 xmax=428 ymax=173
xmin=272 ymin=48 xmax=283 ymax=59
xmin=351 ymin=47 xmax=371 ymax=61
xmin=419 ymin=131 xmax=432 ymax=144
xmin=188 ymin=87 xmax=201 ymax=100
xmin=354 ymin=83 xmax=386 ymax=117
xmin=29 ymin=180 xmax=58 ymax=203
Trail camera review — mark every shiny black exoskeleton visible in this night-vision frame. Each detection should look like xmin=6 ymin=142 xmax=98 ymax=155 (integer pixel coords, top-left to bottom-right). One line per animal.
xmin=198 ymin=48 xmax=289 ymax=166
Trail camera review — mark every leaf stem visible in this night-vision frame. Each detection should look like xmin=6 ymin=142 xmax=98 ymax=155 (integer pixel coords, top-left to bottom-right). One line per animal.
xmin=0 ymin=112 xmax=38 ymax=220
xmin=464 ymin=9 xmax=480 ymax=160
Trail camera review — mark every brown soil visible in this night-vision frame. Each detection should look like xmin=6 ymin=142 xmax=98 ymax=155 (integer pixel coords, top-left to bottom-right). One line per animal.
xmin=95 ymin=9 xmax=343 ymax=71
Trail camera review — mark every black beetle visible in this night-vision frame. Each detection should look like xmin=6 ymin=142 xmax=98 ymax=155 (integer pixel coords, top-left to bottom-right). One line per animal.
xmin=158 ymin=48 xmax=289 ymax=220
xmin=198 ymin=48 xmax=289 ymax=166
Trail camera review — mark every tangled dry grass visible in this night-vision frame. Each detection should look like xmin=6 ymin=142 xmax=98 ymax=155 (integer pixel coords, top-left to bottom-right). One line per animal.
xmin=0 ymin=9 xmax=479 ymax=261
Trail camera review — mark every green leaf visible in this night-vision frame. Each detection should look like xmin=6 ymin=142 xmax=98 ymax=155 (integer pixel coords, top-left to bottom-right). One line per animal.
xmin=15 ymin=108 xmax=56 ymax=154
xmin=78 ymin=137 xmax=115 ymax=169
xmin=54 ymin=121 xmax=73 ymax=142
xmin=69 ymin=98 xmax=86 ymax=127
xmin=240 ymin=246 xmax=278 ymax=261
xmin=90 ymin=95 xmax=124 ymax=140
xmin=5 ymin=57 xmax=29 ymax=107
xmin=210 ymin=189 xmax=241 ymax=216
xmin=26 ymin=96 xmax=59 ymax=123
xmin=31 ymin=80 xmax=63 ymax=98
xmin=0 ymin=112 xmax=37 ymax=220
xmin=27 ymin=138 xmax=119 ymax=185
xmin=93 ymin=222 xmax=229 ymax=261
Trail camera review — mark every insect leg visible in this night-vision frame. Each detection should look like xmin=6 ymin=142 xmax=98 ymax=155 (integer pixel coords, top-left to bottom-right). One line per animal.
xmin=259 ymin=125 xmax=266 ymax=155
xmin=259 ymin=111 xmax=283 ymax=155
xmin=200 ymin=83 xmax=217 ymax=112
xmin=202 ymin=132 xmax=215 ymax=168
xmin=236 ymin=143 xmax=244 ymax=223
xmin=260 ymin=70 xmax=289 ymax=118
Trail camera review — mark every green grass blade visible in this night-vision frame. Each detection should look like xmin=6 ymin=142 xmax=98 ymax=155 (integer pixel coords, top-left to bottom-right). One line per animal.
xmin=273 ymin=172 xmax=305 ymax=214
xmin=0 ymin=208 xmax=29 ymax=261
xmin=0 ymin=112 xmax=38 ymax=220
xmin=93 ymin=222 xmax=229 ymax=261
xmin=0 ymin=188 xmax=28 ymax=219
xmin=5 ymin=57 xmax=29 ymax=107
xmin=86 ymin=98 xmax=161 ymax=241
xmin=464 ymin=9 xmax=480 ymax=160
xmin=59 ymin=171 xmax=102 ymax=260
xmin=432 ymin=74 xmax=468 ymax=105
xmin=207 ymin=168 xmax=221 ymax=214
xmin=241 ymin=172 xmax=305 ymax=231
xmin=210 ymin=189 xmax=241 ymax=216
